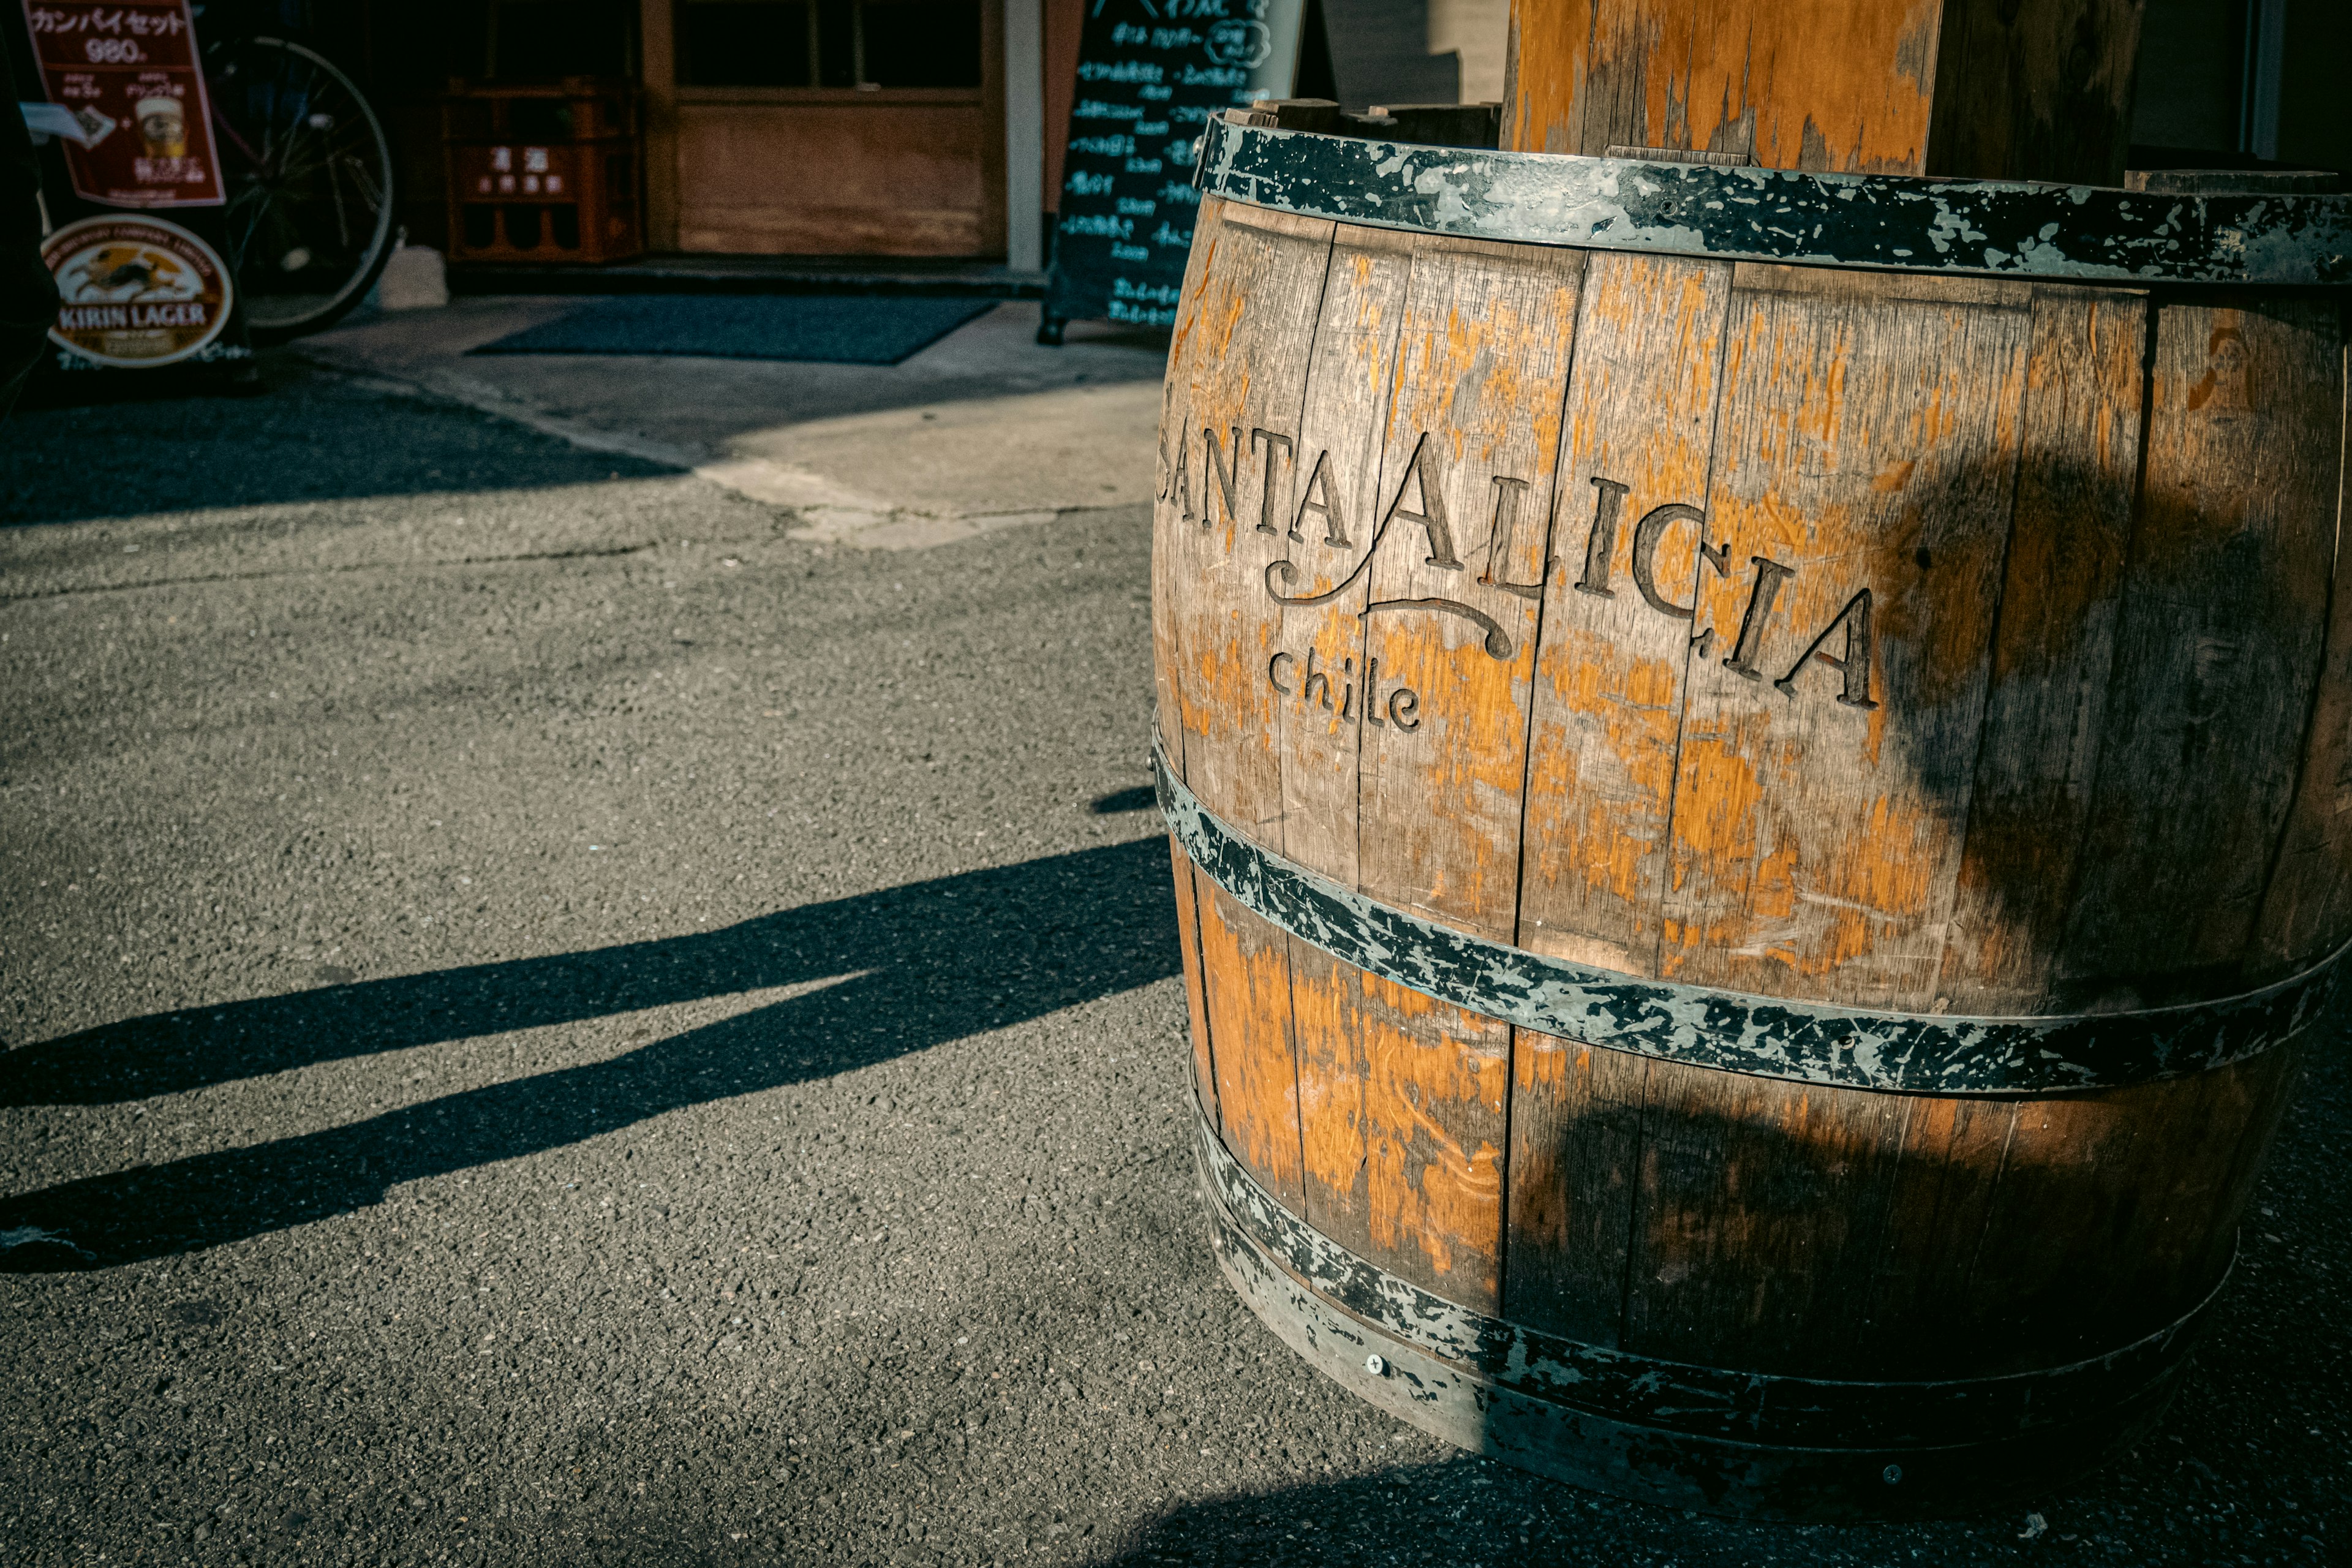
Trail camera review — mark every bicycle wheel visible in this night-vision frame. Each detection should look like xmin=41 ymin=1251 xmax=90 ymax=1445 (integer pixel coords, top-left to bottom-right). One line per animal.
xmin=207 ymin=36 xmax=398 ymax=344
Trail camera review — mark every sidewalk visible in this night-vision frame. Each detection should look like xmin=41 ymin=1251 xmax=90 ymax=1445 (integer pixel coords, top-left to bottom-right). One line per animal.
xmin=302 ymin=296 xmax=1168 ymax=550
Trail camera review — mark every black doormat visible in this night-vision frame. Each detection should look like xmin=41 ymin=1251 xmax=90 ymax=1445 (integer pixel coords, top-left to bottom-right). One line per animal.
xmin=467 ymin=293 xmax=998 ymax=365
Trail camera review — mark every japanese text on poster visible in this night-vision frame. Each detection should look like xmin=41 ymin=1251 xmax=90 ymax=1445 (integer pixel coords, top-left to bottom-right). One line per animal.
xmin=1045 ymin=0 xmax=1304 ymax=328
xmin=21 ymin=0 xmax=224 ymax=207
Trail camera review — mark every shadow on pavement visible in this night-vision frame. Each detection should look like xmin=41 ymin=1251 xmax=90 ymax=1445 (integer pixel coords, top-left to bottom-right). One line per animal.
xmin=0 ymin=836 xmax=1177 ymax=1272
xmin=2 ymin=353 xmax=677 ymax=525
xmin=1096 ymin=1459 xmax=1676 ymax=1566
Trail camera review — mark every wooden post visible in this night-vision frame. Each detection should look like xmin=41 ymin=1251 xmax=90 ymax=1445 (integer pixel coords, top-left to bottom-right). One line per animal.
xmin=637 ymin=0 xmax=679 ymax=252
xmin=1503 ymin=0 xmax=2147 ymax=186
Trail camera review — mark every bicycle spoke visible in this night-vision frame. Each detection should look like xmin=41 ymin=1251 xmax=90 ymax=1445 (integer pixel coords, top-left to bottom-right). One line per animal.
xmin=209 ymin=37 xmax=397 ymax=337
xmin=225 ymin=192 xmax=274 ymax=270
xmin=343 ymin=159 xmax=385 ymax=214
xmin=328 ymin=157 xmax=352 ymax=249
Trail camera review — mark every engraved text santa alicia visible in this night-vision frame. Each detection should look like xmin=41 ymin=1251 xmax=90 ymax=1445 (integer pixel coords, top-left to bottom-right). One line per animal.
xmin=1159 ymin=419 xmax=1880 ymax=726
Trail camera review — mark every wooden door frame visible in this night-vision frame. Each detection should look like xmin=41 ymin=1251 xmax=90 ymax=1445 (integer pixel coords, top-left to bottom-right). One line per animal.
xmin=639 ymin=0 xmax=679 ymax=250
xmin=978 ymin=0 xmax=1008 ymax=256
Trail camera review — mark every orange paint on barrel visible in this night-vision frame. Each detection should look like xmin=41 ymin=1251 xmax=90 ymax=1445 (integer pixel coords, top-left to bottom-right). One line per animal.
xmin=1352 ymin=970 xmax=1508 ymax=1293
xmin=1194 ymin=884 xmax=1304 ymax=1205
xmin=1169 ymin=843 xmax=1217 ymax=1129
xmin=1529 ymin=634 xmax=1683 ymax=907
xmin=1515 ymin=1031 xmax=1574 ymax=1091
xmin=1504 ymin=0 xmax=1943 ymax=172
xmin=1664 ymin=729 xmax=1765 ymax=889
xmin=1291 ymin=949 xmax=1367 ymax=1205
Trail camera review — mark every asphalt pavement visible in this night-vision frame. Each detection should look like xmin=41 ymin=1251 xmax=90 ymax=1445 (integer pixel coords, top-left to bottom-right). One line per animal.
xmin=0 ymin=313 xmax=2343 ymax=1567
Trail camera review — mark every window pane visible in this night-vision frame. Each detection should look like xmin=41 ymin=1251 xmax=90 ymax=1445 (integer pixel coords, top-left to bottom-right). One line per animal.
xmin=857 ymin=0 xmax=982 ymax=88
xmin=817 ymin=0 xmax=858 ymax=87
xmin=677 ymin=0 xmax=813 ymax=88
xmin=492 ymin=0 xmax=635 ymax=80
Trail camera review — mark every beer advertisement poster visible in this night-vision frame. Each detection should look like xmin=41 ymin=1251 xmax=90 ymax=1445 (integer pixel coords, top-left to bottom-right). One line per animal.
xmin=42 ymin=215 xmax=235 ymax=367
xmin=21 ymin=0 xmax=224 ymax=208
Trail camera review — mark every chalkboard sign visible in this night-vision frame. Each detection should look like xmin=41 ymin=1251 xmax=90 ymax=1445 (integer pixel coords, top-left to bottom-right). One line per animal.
xmin=1041 ymin=0 xmax=1308 ymax=341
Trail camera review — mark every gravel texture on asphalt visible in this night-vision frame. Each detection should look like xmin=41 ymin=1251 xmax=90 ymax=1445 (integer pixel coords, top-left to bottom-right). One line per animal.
xmin=1 ymin=357 xmax=2342 ymax=1566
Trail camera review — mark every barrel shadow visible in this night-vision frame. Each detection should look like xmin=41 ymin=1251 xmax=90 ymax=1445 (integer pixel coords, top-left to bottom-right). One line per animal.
xmin=0 ymin=837 xmax=1178 ymax=1273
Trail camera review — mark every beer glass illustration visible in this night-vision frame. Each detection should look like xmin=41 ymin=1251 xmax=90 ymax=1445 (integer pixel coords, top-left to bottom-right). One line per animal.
xmin=135 ymin=96 xmax=187 ymax=159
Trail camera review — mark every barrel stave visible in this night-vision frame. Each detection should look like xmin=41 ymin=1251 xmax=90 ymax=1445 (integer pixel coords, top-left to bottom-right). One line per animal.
xmin=1942 ymin=1048 xmax=2299 ymax=1369
xmin=1356 ymin=235 xmax=1582 ymax=941
xmin=1271 ymin=221 xmax=1417 ymax=884
xmin=1160 ymin=202 xmax=1333 ymax=838
xmin=1936 ymin=284 xmax=2147 ymax=1013
xmin=1269 ymin=222 xmax=1419 ymax=1281
xmin=1653 ymin=263 xmax=2029 ymax=1008
xmin=1167 ymin=838 xmax=1219 ymax=1128
xmin=1159 ymin=200 xmax=1332 ymax=1208
xmin=1518 ymin=250 xmax=1736 ymax=974
xmin=2060 ymin=295 xmax=2346 ymax=996
xmin=1192 ymin=877 xmax=1308 ymax=1210
xmin=1329 ymin=234 xmax=1593 ymax=1310
xmin=1273 ymin=226 xmax=1560 ymax=1310
xmin=1268 ymin=219 xmax=1459 ymax=1289
xmin=1150 ymin=193 xmax=1226 ymax=792
xmin=1613 ymin=1054 xmax=1921 ymax=1373
xmin=2254 ymin=358 xmax=2352 ymax=978
xmin=1502 ymin=1035 xmax=1649 ymax=1348
xmin=1294 ymin=955 xmax=1512 ymax=1308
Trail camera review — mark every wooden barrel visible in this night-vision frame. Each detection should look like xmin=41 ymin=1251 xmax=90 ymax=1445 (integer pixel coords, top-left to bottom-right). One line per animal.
xmin=1152 ymin=105 xmax=2352 ymax=1518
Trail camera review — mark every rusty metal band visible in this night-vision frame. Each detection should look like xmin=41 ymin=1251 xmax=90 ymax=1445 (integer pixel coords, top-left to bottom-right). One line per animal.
xmin=1153 ymin=741 xmax=2343 ymax=1093
xmin=1193 ymin=118 xmax=2352 ymax=287
xmin=1193 ymin=1102 xmax=2218 ymax=1457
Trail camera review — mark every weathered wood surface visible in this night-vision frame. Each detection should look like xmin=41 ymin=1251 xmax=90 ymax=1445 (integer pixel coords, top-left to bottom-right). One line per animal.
xmin=1501 ymin=1036 xmax=2303 ymax=1379
xmin=1504 ymin=0 xmax=1943 ymax=170
xmin=1273 ymin=221 xmax=1415 ymax=887
xmin=1503 ymin=1033 xmax=1645 ymax=1347
xmin=2255 ymin=394 xmax=2352 ymax=979
xmin=2058 ymin=297 xmax=2345 ymax=998
xmin=1193 ymin=876 xmax=1305 ymax=1212
xmin=1169 ymin=837 xmax=1218 ymax=1129
xmin=1152 ymin=174 xmax=2350 ymax=1397
xmin=1934 ymin=284 xmax=2147 ymax=1015
xmin=1160 ymin=199 xmax=1333 ymax=840
xmin=1359 ymin=235 xmax=1581 ymax=942
xmin=1502 ymin=0 xmax=2144 ymax=185
xmin=1159 ymin=200 xmax=1333 ymax=1206
xmin=1946 ymin=1047 xmax=2302 ymax=1369
xmin=1284 ymin=230 xmax=1565 ymax=1310
xmin=1922 ymin=0 xmax=2144 ymax=185
xmin=1275 ymin=222 xmax=1416 ymax=1291
xmin=1351 ymin=235 xmax=1586 ymax=1308
xmin=1518 ymin=252 xmax=1732 ymax=976
xmin=1150 ymin=193 xmax=1228 ymax=788
xmin=1295 ymin=956 xmax=1513 ymax=1310
xmin=1658 ymin=263 xmax=2029 ymax=1010
xmin=1620 ymin=1057 xmax=1917 ymax=1376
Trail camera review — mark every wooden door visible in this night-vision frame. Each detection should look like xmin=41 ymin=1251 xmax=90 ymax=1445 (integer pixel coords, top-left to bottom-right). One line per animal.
xmin=642 ymin=0 xmax=1008 ymax=256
